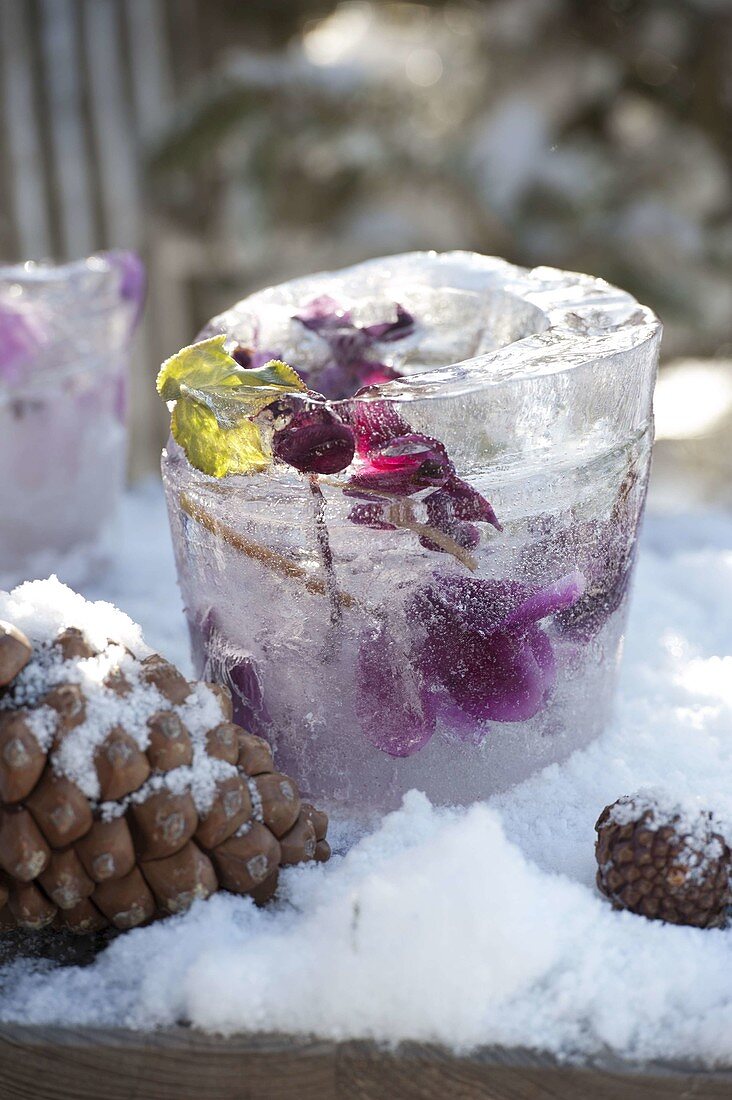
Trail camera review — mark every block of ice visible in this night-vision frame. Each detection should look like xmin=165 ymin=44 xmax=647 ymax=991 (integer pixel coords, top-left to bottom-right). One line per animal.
xmin=0 ymin=252 xmax=144 ymax=589
xmin=163 ymin=251 xmax=660 ymax=816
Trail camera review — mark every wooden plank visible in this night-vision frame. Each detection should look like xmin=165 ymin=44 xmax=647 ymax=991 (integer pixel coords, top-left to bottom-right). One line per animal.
xmin=0 ymin=0 xmax=52 ymax=259
xmin=0 ymin=1025 xmax=730 ymax=1100
xmin=80 ymin=0 xmax=140 ymax=249
xmin=39 ymin=0 xmax=95 ymax=258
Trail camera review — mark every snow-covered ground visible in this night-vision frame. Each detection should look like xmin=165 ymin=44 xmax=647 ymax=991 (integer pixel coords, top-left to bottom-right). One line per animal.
xmin=2 ymin=480 xmax=732 ymax=1066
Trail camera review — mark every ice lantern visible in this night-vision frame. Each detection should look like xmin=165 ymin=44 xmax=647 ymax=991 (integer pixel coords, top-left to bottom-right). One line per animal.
xmin=161 ymin=252 xmax=660 ymax=817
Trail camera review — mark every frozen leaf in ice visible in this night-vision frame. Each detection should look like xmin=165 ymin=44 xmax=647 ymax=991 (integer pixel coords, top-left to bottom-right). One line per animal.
xmin=171 ymin=397 xmax=269 ymax=478
xmin=157 ymin=336 xmax=307 ymax=477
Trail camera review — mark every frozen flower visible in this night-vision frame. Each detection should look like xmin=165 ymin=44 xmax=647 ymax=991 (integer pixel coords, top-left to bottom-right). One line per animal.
xmin=520 ymin=476 xmax=643 ymax=641
xmin=347 ymin=398 xmax=413 ymax=455
xmin=195 ymin=610 xmax=272 ymax=738
xmin=412 ymin=572 xmax=585 ymax=725
xmin=293 ymin=296 xmax=414 ymax=400
xmin=102 ymin=249 xmax=146 ymax=327
xmin=347 ymin=433 xmax=453 ymax=497
xmin=272 ymin=405 xmax=356 ymax=474
xmin=420 ymin=475 xmax=502 ymax=553
xmin=358 ymin=570 xmax=585 ymax=756
xmin=344 ymin=418 xmax=500 ymax=555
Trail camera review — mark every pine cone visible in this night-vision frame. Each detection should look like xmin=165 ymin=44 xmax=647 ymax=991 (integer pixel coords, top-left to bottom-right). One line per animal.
xmin=595 ymin=793 xmax=731 ymax=928
xmin=0 ymin=604 xmax=330 ymax=936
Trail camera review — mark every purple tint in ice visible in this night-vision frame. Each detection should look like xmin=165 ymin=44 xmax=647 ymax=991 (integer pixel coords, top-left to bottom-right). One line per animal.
xmin=0 ymin=299 xmax=44 ymax=386
xmin=293 ymin=296 xmax=414 ymax=400
xmin=0 ymin=251 xmax=146 ymax=588
xmin=102 ymin=250 xmax=147 ymax=327
xmin=358 ymin=571 xmax=585 ymax=757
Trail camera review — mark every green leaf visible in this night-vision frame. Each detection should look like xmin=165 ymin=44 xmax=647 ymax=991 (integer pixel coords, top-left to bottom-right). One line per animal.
xmin=171 ymin=397 xmax=270 ymax=478
xmin=157 ymin=336 xmax=308 ymax=478
xmin=157 ymin=337 xmax=306 ymax=410
xmin=157 ymin=335 xmax=244 ymax=401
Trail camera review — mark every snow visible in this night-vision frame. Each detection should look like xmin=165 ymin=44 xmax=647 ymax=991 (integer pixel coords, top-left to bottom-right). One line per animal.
xmin=2 ymin=478 xmax=732 ymax=1066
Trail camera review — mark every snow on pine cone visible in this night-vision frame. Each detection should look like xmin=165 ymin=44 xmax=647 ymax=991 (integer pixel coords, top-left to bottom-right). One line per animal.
xmin=595 ymin=792 xmax=731 ymax=928
xmin=0 ymin=579 xmax=330 ymax=934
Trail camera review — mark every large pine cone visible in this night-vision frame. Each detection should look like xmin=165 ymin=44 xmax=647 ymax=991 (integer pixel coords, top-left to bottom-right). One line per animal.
xmin=595 ymin=793 xmax=731 ymax=928
xmin=0 ymin=607 xmax=330 ymax=935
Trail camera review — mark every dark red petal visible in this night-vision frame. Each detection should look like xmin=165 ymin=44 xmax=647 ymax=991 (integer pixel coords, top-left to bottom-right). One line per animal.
xmin=361 ymin=304 xmax=415 ymax=343
xmin=272 ymin=407 xmax=355 ymax=474
xmin=346 ymin=399 xmax=414 ymax=455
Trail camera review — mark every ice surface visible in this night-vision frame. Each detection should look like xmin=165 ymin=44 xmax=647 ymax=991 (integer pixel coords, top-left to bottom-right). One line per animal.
xmin=1 ymin=483 xmax=732 ymax=1065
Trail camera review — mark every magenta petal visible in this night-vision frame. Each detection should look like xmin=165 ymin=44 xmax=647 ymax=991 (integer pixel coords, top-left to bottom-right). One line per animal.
xmin=443 ymin=476 xmax=502 ymax=532
xmin=347 ymin=400 xmax=414 ymax=455
xmin=438 ymin=627 xmax=552 ymax=723
xmin=347 ymin=433 xmax=454 ymax=499
xmin=502 ymin=571 xmax=586 ymax=631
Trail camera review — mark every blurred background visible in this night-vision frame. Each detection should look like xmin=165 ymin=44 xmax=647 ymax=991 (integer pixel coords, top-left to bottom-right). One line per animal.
xmin=1 ymin=0 xmax=731 ymax=501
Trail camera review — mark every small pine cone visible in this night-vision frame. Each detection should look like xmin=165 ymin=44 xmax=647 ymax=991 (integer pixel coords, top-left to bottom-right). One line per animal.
xmin=0 ymin=589 xmax=331 ymax=936
xmin=595 ymin=793 xmax=732 ymax=928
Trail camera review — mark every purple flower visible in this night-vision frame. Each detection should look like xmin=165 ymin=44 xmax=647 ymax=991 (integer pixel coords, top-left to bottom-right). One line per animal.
xmin=521 ymin=508 xmax=640 ymax=641
xmin=347 ymin=433 xmax=453 ymax=497
xmin=361 ymin=304 xmax=415 ymax=343
xmin=293 ymin=297 xmax=414 ymax=400
xmin=295 ymin=295 xmax=350 ymax=332
xmin=358 ymin=571 xmax=585 ymax=756
xmin=420 ymin=475 xmax=502 ymax=553
xmin=411 ymin=573 xmax=584 ymax=726
xmin=272 ymin=405 xmax=356 ymax=474
xmin=194 ymin=610 xmax=272 ymax=738
xmin=343 ymin=420 xmax=500 ymax=556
